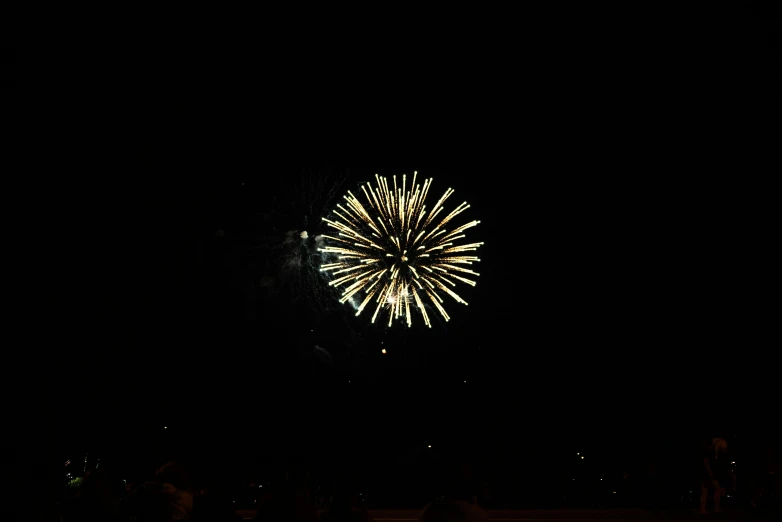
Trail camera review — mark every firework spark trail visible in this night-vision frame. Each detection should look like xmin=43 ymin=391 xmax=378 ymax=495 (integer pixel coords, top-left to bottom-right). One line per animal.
xmin=319 ymin=172 xmax=483 ymax=327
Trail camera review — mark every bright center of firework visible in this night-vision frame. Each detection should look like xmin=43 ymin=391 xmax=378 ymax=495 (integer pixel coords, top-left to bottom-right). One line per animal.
xmin=319 ymin=171 xmax=483 ymax=328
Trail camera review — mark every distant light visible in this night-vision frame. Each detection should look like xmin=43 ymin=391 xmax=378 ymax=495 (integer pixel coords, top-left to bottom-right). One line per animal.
xmin=428 ymin=445 xmax=432 ymax=448
xmin=580 ymin=456 xmax=584 ymax=460
xmin=164 ymin=426 xmax=168 ymax=429
xmin=577 ymin=453 xmax=579 ymax=455
xmin=731 ymin=461 xmax=736 ymax=464
xmin=613 ymin=491 xmax=617 ymax=494
xmin=464 ymin=380 xmax=467 ymax=383
xmin=573 ymin=478 xmax=575 ymax=481
xmin=600 ymin=479 xmax=603 ymax=481
xmin=381 ymin=348 xmax=387 ymax=354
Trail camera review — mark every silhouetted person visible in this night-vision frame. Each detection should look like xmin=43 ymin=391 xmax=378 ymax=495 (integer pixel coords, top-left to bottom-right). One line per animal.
xmin=419 ymin=499 xmax=488 ymax=522
xmin=255 ymin=469 xmax=317 ymax=522
xmin=194 ymin=485 xmax=239 ymax=521
xmin=420 ymin=461 xmax=487 ymax=522
xmin=645 ymin=451 xmax=660 ymax=514
xmin=128 ymin=461 xmax=194 ymax=521
xmin=64 ymin=469 xmax=122 ymax=522
xmin=751 ymin=443 xmax=780 ymax=509
xmin=699 ymin=438 xmax=728 ymax=515
xmin=319 ymin=478 xmax=372 ymax=522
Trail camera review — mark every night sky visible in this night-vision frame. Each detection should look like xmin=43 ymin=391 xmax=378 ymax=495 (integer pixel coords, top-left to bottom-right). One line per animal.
xmin=12 ymin=2 xmax=779 ymax=500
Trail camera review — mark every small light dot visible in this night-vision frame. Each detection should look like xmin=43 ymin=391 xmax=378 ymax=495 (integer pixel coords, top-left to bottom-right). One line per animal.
xmin=164 ymin=426 xmax=167 ymax=429
xmin=613 ymin=491 xmax=617 ymax=494
xmin=381 ymin=349 xmax=386 ymax=354
xmin=581 ymin=456 xmax=584 ymax=459
xmin=428 ymin=445 xmax=432 ymax=448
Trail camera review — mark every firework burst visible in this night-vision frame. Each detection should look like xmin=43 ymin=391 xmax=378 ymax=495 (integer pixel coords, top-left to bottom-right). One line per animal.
xmin=260 ymin=171 xmax=347 ymax=311
xmin=319 ymin=172 xmax=483 ymax=327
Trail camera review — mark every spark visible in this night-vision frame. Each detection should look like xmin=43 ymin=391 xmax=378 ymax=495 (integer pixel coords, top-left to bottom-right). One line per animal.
xmin=319 ymin=172 xmax=483 ymax=327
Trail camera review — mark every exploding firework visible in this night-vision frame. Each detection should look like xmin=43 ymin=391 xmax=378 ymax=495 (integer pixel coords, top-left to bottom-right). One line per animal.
xmin=259 ymin=171 xmax=347 ymax=311
xmin=319 ymin=172 xmax=483 ymax=327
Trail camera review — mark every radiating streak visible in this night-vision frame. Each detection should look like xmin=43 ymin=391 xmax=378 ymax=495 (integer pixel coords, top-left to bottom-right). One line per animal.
xmin=405 ymin=290 xmax=412 ymax=327
xmin=441 ymin=256 xmax=480 ymax=263
xmin=440 ymin=264 xmax=480 ymax=276
xmin=328 ymin=272 xmax=364 ymax=287
xmin=421 ymin=227 xmax=445 ymax=244
xmin=330 ymin=264 xmax=368 ymax=276
xmin=321 ymin=234 xmax=352 ymax=245
xmin=448 ymin=273 xmax=477 ymax=286
xmin=442 ymin=242 xmax=484 ymax=253
xmin=425 ymin=287 xmax=450 ymax=321
xmin=411 ymin=286 xmax=430 ymax=327
xmin=439 ymin=283 xmax=468 ymax=305
xmin=320 ymin=173 xmax=482 ymax=326
xmin=342 ymin=270 xmax=378 ymax=293
xmin=430 ymin=270 xmax=457 ymax=287
xmin=355 ymin=279 xmax=381 ymax=315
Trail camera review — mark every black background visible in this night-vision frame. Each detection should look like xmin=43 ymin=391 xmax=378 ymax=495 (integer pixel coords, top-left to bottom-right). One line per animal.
xmin=9 ymin=1 xmax=780 ymax=512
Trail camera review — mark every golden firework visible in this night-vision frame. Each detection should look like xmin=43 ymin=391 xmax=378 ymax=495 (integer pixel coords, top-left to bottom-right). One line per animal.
xmin=319 ymin=172 xmax=482 ymax=327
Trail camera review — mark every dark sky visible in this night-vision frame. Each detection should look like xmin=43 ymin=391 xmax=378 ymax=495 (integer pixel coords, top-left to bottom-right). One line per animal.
xmin=13 ymin=3 xmax=779 ymax=482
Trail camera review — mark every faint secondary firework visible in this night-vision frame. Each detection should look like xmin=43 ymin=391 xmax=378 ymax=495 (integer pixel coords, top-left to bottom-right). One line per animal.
xmin=319 ymin=172 xmax=483 ymax=327
xmin=259 ymin=171 xmax=347 ymax=311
